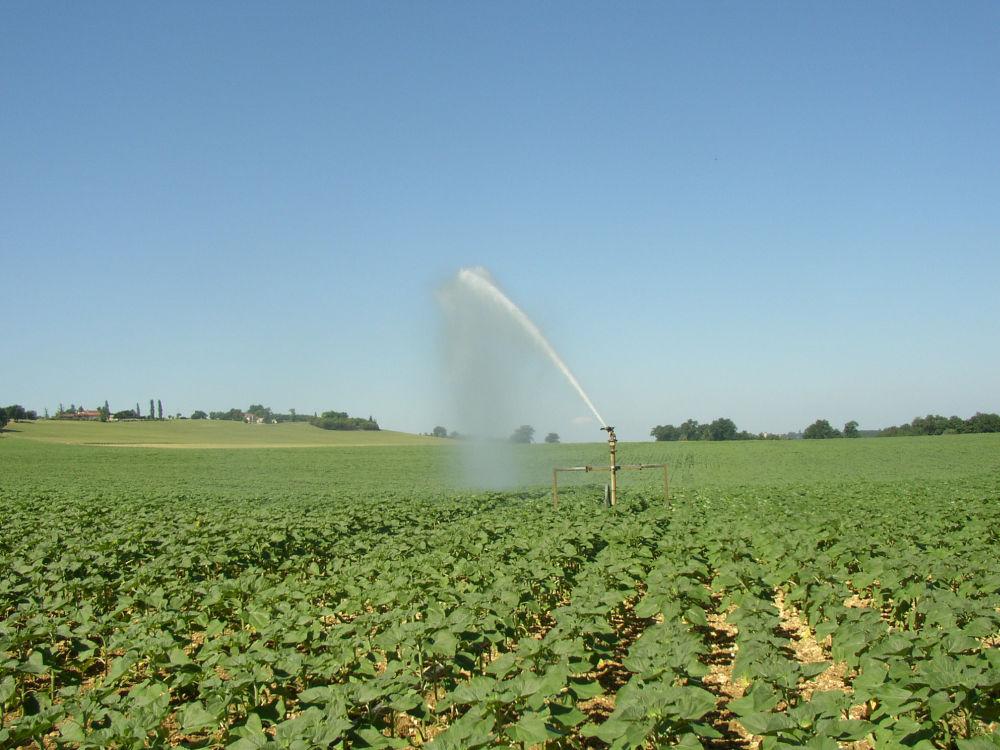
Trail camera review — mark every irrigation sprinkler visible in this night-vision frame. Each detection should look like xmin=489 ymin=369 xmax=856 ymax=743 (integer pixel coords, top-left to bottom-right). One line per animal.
xmin=551 ymin=426 xmax=670 ymax=508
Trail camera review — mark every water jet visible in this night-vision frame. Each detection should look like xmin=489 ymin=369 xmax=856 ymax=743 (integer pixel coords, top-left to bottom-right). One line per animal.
xmin=446 ymin=267 xmax=669 ymax=505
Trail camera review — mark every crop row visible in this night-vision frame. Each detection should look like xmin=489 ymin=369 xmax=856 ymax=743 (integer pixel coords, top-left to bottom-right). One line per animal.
xmin=1 ymin=477 xmax=998 ymax=748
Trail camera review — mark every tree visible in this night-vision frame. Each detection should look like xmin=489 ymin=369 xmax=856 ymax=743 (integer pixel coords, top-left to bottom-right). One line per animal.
xmin=545 ymin=432 xmax=560 ymax=444
xmin=966 ymin=412 xmax=1000 ymax=433
xmin=0 ymin=408 xmax=7 ymax=430
xmin=3 ymin=405 xmax=28 ymax=422
xmin=157 ymin=400 xmax=163 ymax=420
xmin=136 ymin=402 xmax=141 ymax=419
xmin=803 ymin=419 xmax=841 ymax=439
xmin=509 ymin=425 xmax=535 ymax=443
xmin=707 ymin=417 xmax=738 ymax=441
xmin=99 ymin=400 xmax=110 ymax=422
xmin=843 ymin=420 xmax=859 ymax=438
xmin=678 ymin=419 xmax=702 ymax=441
xmin=431 ymin=426 xmax=448 ymax=438
xmin=191 ymin=410 xmax=208 ymax=420
xmin=245 ymin=404 xmax=274 ymax=423
xmin=911 ymin=414 xmax=949 ymax=436
xmin=210 ymin=408 xmax=245 ymax=421
xmin=311 ymin=411 xmax=379 ymax=431
xmin=113 ymin=409 xmax=137 ymax=420
xmin=149 ymin=400 xmax=155 ymax=420
xmin=654 ymin=418 xmax=747 ymax=441
xmin=650 ymin=424 xmax=681 ymax=441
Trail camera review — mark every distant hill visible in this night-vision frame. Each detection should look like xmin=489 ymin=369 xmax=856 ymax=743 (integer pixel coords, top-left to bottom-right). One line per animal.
xmin=5 ymin=419 xmax=438 ymax=449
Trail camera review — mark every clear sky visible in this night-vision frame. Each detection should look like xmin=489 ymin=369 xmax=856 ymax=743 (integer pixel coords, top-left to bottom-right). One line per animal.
xmin=3 ymin=2 xmax=998 ymax=440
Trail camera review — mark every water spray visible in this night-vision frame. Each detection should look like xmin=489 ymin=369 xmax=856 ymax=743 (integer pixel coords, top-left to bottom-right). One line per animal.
xmin=448 ymin=267 xmax=668 ymax=506
xmin=456 ymin=268 xmax=607 ymax=428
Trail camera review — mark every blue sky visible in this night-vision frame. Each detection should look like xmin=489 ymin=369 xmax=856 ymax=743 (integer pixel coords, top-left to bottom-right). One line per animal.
xmin=3 ymin=2 xmax=998 ymax=440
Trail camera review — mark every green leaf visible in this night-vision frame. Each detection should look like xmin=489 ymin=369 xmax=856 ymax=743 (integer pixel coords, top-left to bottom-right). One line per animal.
xmin=352 ymin=726 xmax=409 ymax=748
xmin=106 ymin=655 xmax=134 ymax=682
xmin=548 ymin=701 xmax=587 ymax=728
xmin=449 ymin=675 xmax=499 ymax=705
xmin=0 ymin=676 xmax=15 ymax=704
xmin=246 ymin=609 xmax=270 ymax=631
xmin=799 ymin=661 xmax=831 ymax=680
xmin=506 ymin=712 xmax=563 ymax=744
xmin=245 ymin=712 xmax=263 ymax=734
xmin=676 ymin=729 xmax=704 ymax=749
xmin=684 ymin=606 xmax=709 ymax=627
xmin=691 ymin=721 xmax=724 ymax=738
xmin=19 ymin=651 xmax=47 ymax=674
xmin=430 ymin=630 xmax=459 ymax=656
xmin=956 ymin=736 xmax=1000 ymax=750
xmin=485 ymin=651 xmax=516 ymax=676
xmin=805 ymin=736 xmax=840 ymax=750
xmin=728 ymin=685 xmax=780 ymax=717
xmin=816 ymin=718 xmax=877 ymax=741
xmin=927 ymin=691 xmax=957 ymax=722
xmin=181 ymin=701 xmax=219 ymax=733
xmin=568 ymin=678 xmax=604 ymax=700
xmin=426 ymin=706 xmax=494 ymax=749
xmin=168 ymin=647 xmax=191 ymax=666
xmin=59 ymin=720 xmax=87 ymax=743
xmin=671 ymin=686 xmax=717 ymax=721
xmin=739 ymin=711 xmax=797 ymax=735
xmin=581 ymin=718 xmax=631 ymax=742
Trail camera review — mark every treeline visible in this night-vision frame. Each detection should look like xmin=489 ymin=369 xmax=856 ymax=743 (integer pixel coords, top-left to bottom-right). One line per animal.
xmin=203 ymin=405 xmax=311 ymax=423
xmin=650 ymin=418 xmax=776 ymax=442
xmin=802 ymin=419 xmax=859 ymax=439
xmin=199 ymin=405 xmax=378 ymax=430
xmin=0 ymin=404 xmax=39 ymax=429
xmin=56 ymin=400 xmax=165 ymax=421
xmin=878 ymin=412 xmax=1000 ymax=437
xmin=311 ymin=411 xmax=380 ymax=431
xmin=794 ymin=413 xmax=1000 ymax=439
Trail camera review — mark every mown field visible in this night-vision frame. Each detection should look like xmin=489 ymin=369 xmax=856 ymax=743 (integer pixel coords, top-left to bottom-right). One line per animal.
xmin=1 ymin=427 xmax=998 ymax=749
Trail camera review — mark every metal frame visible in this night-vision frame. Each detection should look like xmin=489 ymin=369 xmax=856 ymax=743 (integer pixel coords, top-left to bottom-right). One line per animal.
xmin=551 ymin=462 xmax=669 ymax=508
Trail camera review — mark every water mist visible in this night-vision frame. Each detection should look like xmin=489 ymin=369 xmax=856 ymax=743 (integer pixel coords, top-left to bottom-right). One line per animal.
xmin=438 ymin=267 xmax=606 ymax=488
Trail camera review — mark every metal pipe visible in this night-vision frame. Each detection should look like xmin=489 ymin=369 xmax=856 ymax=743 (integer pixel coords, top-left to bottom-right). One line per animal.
xmin=551 ymin=460 xmax=670 ymax=507
xmin=602 ymin=426 xmax=618 ymax=507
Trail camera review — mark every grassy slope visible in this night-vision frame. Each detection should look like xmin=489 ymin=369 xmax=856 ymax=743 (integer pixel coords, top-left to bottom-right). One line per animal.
xmin=2 ymin=418 xmax=442 ymax=448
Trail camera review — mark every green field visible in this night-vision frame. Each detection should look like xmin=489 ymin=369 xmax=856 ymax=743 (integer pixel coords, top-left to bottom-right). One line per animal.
xmin=1 ymin=427 xmax=998 ymax=749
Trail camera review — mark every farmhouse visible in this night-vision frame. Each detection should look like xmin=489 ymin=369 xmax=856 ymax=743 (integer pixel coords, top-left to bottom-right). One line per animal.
xmin=58 ymin=410 xmax=102 ymax=421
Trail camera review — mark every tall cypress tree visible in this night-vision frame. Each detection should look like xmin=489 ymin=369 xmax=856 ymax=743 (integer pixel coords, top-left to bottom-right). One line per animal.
xmin=136 ymin=402 xmax=141 ymax=419
xmin=157 ymin=400 xmax=163 ymax=420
